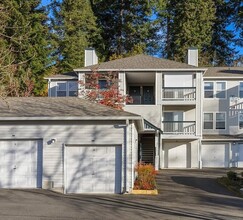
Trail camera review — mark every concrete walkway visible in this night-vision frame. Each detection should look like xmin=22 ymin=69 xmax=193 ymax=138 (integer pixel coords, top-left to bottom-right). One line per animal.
xmin=0 ymin=169 xmax=242 ymax=220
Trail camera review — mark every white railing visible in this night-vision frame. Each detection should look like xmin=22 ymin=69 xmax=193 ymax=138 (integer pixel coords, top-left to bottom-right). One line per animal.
xmin=162 ymin=121 xmax=196 ymax=135
xmin=162 ymin=87 xmax=196 ymax=101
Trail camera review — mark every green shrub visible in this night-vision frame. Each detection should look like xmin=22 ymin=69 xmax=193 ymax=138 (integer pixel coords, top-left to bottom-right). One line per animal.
xmin=227 ymin=171 xmax=238 ymax=181
xmin=133 ymin=162 xmax=157 ymax=190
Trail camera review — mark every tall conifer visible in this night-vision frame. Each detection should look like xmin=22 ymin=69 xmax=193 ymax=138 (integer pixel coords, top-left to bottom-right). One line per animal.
xmin=51 ymin=0 xmax=102 ymax=71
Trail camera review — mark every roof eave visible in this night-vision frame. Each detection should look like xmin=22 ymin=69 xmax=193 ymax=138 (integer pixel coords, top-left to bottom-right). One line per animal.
xmin=0 ymin=116 xmax=142 ymax=121
xmin=204 ymin=76 xmax=243 ymax=79
xmin=74 ymin=68 xmax=207 ymax=72
xmin=44 ymin=77 xmax=78 ymax=80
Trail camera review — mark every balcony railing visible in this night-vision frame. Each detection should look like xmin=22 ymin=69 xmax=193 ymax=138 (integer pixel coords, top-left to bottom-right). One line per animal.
xmin=162 ymin=121 xmax=196 ymax=135
xmin=128 ymin=95 xmax=155 ymax=105
xmin=162 ymin=87 xmax=196 ymax=101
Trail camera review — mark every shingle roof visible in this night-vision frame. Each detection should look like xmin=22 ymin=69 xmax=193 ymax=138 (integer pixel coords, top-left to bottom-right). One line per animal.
xmin=0 ymin=97 xmax=139 ymax=119
xmin=204 ymin=67 xmax=243 ymax=78
xmin=77 ymin=54 xmax=196 ymax=70
xmin=45 ymin=72 xmax=78 ymax=80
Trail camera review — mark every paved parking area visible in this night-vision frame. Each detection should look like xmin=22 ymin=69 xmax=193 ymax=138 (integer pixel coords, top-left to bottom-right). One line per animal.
xmin=0 ymin=169 xmax=243 ymax=220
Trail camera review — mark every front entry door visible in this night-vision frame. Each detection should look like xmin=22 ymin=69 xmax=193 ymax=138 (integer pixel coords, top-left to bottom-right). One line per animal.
xmin=129 ymin=86 xmax=141 ymax=104
xmin=143 ymin=86 xmax=154 ymax=104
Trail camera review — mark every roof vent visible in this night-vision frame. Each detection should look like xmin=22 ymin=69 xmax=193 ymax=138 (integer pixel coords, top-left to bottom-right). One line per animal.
xmin=85 ymin=48 xmax=98 ymax=67
xmin=187 ymin=48 xmax=198 ymax=67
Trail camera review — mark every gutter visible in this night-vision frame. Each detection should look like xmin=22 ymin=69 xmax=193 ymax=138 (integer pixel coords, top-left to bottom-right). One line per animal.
xmin=0 ymin=116 xmax=143 ymax=121
xmin=202 ymin=139 xmax=243 ymax=142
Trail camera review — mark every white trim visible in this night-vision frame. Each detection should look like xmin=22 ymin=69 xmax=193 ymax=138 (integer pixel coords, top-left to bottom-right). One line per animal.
xmin=0 ymin=116 xmax=142 ymax=121
xmin=202 ymin=139 xmax=243 ymax=142
xmin=44 ymin=77 xmax=78 ymax=80
xmin=64 ymin=144 xmax=67 ymax=194
xmin=204 ymin=81 xmax=227 ymax=99
xmin=56 ymin=81 xmax=78 ymax=97
xmin=203 ymin=112 xmax=226 ymax=130
xmin=238 ymin=82 xmax=243 ymax=98
xmin=204 ymin=76 xmax=243 ymax=79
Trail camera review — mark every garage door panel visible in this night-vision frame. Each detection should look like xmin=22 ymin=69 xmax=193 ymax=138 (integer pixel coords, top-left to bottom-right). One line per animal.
xmin=164 ymin=143 xmax=189 ymax=168
xmin=202 ymin=143 xmax=229 ymax=168
xmin=66 ymin=146 xmax=121 ymax=194
xmin=0 ymin=140 xmax=42 ymax=188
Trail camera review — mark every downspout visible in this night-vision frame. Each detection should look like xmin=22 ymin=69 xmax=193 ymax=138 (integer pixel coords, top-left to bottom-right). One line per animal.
xmin=123 ymin=119 xmax=129 ymax=193
xmin=131 ymin=120 xmax=133 ymax=193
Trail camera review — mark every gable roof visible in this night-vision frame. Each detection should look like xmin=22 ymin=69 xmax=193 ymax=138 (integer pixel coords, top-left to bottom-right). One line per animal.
xmin=75 ymin=54 xmax=197 ymax=71
xmin=0 ymin=97 xmax=140 ymax=120
xmin=204 ymin=67 xmax=243 ymax=78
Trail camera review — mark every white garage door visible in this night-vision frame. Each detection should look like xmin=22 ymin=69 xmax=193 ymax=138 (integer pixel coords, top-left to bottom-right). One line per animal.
xmin=65 ymin=146 xmax=122 ymax=194
xmin=164 ymin=144 xmax=189 ymax=168
xmin=0 ymin=140 xmax=42 ymax=188
xmin=236 ymin=144 xmax=243 ymax=167
xmin=201 ymin=143 xmax=229 ymax=168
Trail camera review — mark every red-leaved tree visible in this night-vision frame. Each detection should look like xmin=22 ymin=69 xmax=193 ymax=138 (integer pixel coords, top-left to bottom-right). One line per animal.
xmin=79 ymin=71 xmax=132 ymax=110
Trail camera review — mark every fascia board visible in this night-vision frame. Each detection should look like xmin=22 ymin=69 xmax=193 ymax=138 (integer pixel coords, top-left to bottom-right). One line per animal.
xmin=0 ymin=116 xmax=142 ymax=121
xmin=203 ymin=76 xmax=243 ymax=80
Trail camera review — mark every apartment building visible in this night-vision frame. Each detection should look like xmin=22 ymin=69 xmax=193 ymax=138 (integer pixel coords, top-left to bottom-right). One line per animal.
xmin=46 ymin=48 xmax=243 ymax=169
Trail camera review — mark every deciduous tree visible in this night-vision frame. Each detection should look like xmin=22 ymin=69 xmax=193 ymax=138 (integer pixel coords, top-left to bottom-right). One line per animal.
xmin=79 ymin=71 xmax=131 ymax=110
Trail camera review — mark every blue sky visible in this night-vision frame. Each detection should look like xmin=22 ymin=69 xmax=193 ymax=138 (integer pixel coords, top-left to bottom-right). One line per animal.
xmin=41 ymin=0 xmax=242 ymax=57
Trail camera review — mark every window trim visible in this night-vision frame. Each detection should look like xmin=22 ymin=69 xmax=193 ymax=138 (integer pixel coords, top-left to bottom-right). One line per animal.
xmin=239 ymin=82 xmax=243 ymax=98
xmin=215 ymin=112 xmax=226 ymax=130
xmin=238 ymin=112 xmax=243 ymax=129
xmin=203 ymin=112 xmax=213 ymax=130
xmin=204 ymin=81 xmax=227 ymax=99
xmin=56 ymin=82 xmax=67 ymax=97
xmin=56 ymin=81 xmax=78 ymax=97
xmin=203 ymin=112 xmax=226 ymax=130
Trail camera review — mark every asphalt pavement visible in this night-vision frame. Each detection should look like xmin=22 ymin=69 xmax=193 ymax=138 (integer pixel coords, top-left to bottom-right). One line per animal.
xmin=0 ymin=169 xmax=242 ymax=220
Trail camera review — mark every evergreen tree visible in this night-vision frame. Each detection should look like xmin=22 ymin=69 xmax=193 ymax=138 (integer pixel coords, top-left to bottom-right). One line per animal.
xmin=91 ymin=0 xmax=162 ymax=60
xmin=229 ymin=0 xmax=243 ymax=46
xmin=50 ymin=0 xmax=102 ymax=71
xmin=208 ymin=0 xmax=236 ymax=66
xmin=0 ymin=0 xmax=51 ymax=96
xmin=163 ymin=0 xmax=216 ymax=66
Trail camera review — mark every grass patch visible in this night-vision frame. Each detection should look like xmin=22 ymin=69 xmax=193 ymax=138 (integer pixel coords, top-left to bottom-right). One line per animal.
xmin=217 ymin=171 xmax=243 ymax=198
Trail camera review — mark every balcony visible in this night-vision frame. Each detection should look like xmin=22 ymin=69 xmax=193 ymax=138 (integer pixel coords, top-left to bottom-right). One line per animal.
xmin=128 ymin=95 xmax=155 ymax=105
xmin=162 ymin=121 xmax=196 ymax=135
xmin=162 ymin=87 xmax=196 ymax=101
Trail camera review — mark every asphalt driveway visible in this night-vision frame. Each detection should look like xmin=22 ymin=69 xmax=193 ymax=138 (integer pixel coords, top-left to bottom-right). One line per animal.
xmin=0 ymin=169 xmax=243 ymax=220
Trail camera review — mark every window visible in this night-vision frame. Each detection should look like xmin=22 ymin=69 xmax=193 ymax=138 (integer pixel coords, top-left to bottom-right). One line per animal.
xmin=204 ymin=113 xmax=213 ymax=129
xmin=239 ymin=113 xmax=243 ymax=129
xmin=56 ymin=81 xmax=78 ymax=97
xmin=98 ymin=79 xmax=107 ymax=90
xmin=68 ymin=82 xmax=78 ymax=96
xmin=239 ymin=82 xmax=243 ymax=98
xmin=204 ymin=82 xmax=226 ymax=98
xmin=57 ymin=82 xmax=67 ymax=97
xmin=203 ymin=112 xmax=226 ymax=130
xmin=215 ymin=82 xmax=226 ymax=98
xmin=204 ymin=82 xmax=214 ymax=98
xmin=216 ymin=113 xmax=225 ymax=129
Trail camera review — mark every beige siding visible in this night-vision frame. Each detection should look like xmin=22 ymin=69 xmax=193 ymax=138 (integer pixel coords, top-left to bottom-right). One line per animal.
xmin=0 ymin=120 xmax=138 ymax=191
xmin=203 ymin=80 xmax=243 ymax=135
xmin=124 ymin=105 xmax=161 ymax=128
